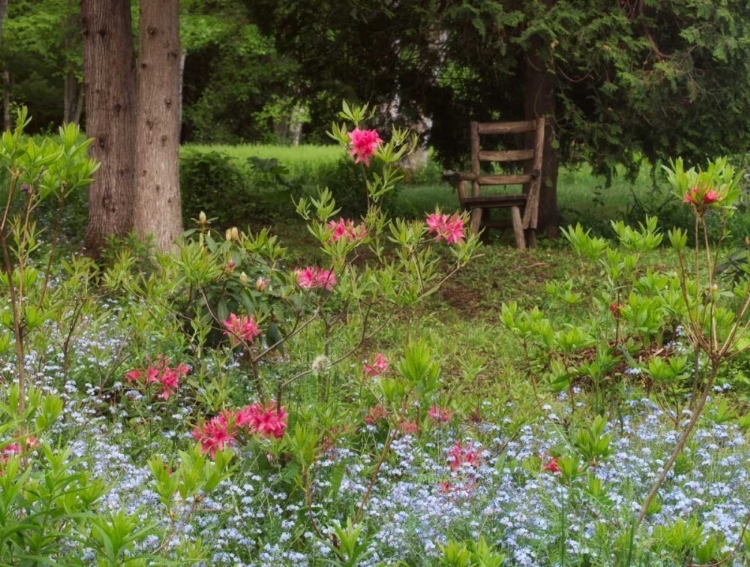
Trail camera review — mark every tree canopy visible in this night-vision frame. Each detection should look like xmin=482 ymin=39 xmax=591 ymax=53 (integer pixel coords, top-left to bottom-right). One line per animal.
xmin=4 ymin=0 xmax=750 ymax=179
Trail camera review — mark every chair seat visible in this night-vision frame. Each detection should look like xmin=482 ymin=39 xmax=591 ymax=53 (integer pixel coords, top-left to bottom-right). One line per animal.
xmin=462 ymin=194 xmax=527 ymax=208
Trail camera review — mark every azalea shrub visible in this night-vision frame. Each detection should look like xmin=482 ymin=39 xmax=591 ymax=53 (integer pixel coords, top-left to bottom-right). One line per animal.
xmin=3 ymin=103 xmax=750 ymax=567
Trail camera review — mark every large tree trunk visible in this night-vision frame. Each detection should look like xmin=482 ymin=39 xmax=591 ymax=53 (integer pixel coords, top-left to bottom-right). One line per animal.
xmin=134 ymin=0 xmax=183 ymax=252
xmin=524 ymin=2 xmax=560 ymax=238
xmin=81 ymin=0 xmax=137 ymax=255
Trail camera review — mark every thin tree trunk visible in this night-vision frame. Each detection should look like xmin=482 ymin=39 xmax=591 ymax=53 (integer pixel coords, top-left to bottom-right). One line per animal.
xmin=0 ymin=0 xmax=7 ymax=132
xmin=63 ymin=73 xmax=77 ymax=124
xmin=179 ymin=50 xmax=186 ymax=126
xmin=0 ymin=0 xmax=7 ymax=34
xmin=2 ymin=70 xmax=9 ymax=131
xmin=134 ymin=0 xmax=183 ymax=252
xmin=73 ymin=86 xmax=84 ymax=125
xmin=81 ymin=0 xmax=137 ymax=256
xmin=63 ymin=0 xmax=74 ymax=124
xmin=524 ymin=0 xmax=560 ymax=238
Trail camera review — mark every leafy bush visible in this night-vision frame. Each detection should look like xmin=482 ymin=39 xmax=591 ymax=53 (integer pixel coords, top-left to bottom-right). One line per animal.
xmin=315 ymin=156 xmax=401 ymax=218
xmin=180 ymin=150 xmax=251 ymax=227
xmin=7 ymin=104 xmax=750 ymax=566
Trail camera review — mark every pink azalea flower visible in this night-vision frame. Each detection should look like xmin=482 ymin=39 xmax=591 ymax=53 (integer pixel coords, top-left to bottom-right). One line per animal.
xmin=703 ymin=190 xmax=720 ymax=204
xmin=447 ymin=441 xmax=480 ymax=472
xmin=327 ymin=218 xmax=368 ymax=242
xmin=399 ymin=420 xmax=418 ymax=435
xmin=237 ymin=402 xmax=288 ymax=438
xmin=364 ymin=353 xmax=388 ymax=377
xmin=348 ymin=128 xmax=383 ymax=166
xmin=2 ymin=443 xmax=18 ymax=457
xmin=192 ymin=415 xmax=237 ymax=458
xmin=609 ymin=303 xmax=623 ymax=318
xmin=296 ymin=267 xmax=337 ymax=291
xmin=543 ymin=457 xmax=561 ymax=474
xmin=123 ymin=358 xmax=189 ymax=400
xmin=428 ymin=405 xmax=453 ymax=423
xmin=160 ymin=369 xmax=180 ymax=400
xmin=125 ymin=369 xmax=142 ymax=382
xmin=222 ymin=313 xmax=261 ymax=348
xmin=296 ymin=267 xmax=317 ymax=289
xmin=315 ymin=269 xmax=337 ymax=291
xmin=682 ymin=186 xmax=699 ymax=205
xmin=146 ymin=366 xmax=160 ymax=384
xmin=426 ymin=212 xmax=465 ymax=245
xmin=683 ymin=186 xmax=722 ymax=207
xmin=235 ymin=404 xmax=258 ymax=429
xmin=364 ymin=404 xmax=388 ymax=425
xmin=439 ymin=480 xmax=453 ymax=493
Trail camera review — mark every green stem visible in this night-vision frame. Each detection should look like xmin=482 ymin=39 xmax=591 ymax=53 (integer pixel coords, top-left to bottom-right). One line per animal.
xmin=636 ymin=362 xmax=719 ymax=527
xmin=0 ymin=227 xmax=24 ymax=414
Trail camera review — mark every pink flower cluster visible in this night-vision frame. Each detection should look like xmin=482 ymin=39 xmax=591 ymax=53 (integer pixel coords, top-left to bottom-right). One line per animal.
xmin=543 ymin=457 xmax=561 ymax=474
xmin=428 ymin=405 xmax=453 ymax=423
xmin=364 ymin=404 xmax=388 ymax=425
xmin=0 ymin=436 xmax=37 ymax=474
xmin=125 ymin=358 xmax=189 ymax=401
xmin=683 ymin=186 xmax=721 ymax=206
xmin=222 ymin=313 xmax=261 ymax=348
xmin=192 ymin=402 xmax=288 ymax=458
xmin=447 ymin=441 xmax=480 ymax=472
xmin=426 ymin=213 xmax=465 ymax=245
xmin=399 ymin=420 xmax=418 ymax=435
xmin=297 ymin=267 xmax=337 ymax=291
xmin=2 ymin=443 xmax=18 ymax=459
xmin=349 ymin=128 xmax=383 ymax=166
xmin=364 ymin=353 xmax=388 ymax=377
xmin=328 ymin=218 xmax=368 ymax=242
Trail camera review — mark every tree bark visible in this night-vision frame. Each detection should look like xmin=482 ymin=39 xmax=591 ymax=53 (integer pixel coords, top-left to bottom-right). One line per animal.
xmin=73 ymin=86 xmax=85 ymax=125
xmin=134 ymin=0 xmax=183 ymax=252
xmin=2 ymin=70 xmax=9 ymax=132
xmin=524 ymin=0 xmax=560 ymax=238
xmin=63 ymin=73 xmax=77 ymax=124
xmin=0 ymin=0 xmax=9 ymax=132
xmin=81 ymin=0 xmax=137 ymax=256
xmin=63 ymin=0 xmax=78 ymax=124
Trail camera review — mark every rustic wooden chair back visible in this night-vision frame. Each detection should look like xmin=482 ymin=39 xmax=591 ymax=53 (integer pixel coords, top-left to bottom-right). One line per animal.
xmin=453 ymin=117 xmax=545 ymax=249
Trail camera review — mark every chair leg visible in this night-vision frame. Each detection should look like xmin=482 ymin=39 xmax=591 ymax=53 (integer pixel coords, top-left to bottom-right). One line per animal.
xmin=525 ymin=228 xmax=537 ymax=249
xmin=511 ymin=206 xmax=525 ymax=249
xmin=469 ymin=207 xmax=483 ymax=235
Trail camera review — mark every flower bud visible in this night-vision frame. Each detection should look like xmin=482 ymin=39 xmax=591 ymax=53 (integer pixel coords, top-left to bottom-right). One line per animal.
xmin=239 ymin=272 xmax=249 ymax=286
xmin=198 ymin=211 xmax=207 ymax=224
xmin=256 ymin=276 xmax=269 ymax=292
xmin=225 ymin=260 xmax=236 ymax=275
xmin=230 ymin=227 xmax=240 ymax=242
xmin=225 ymin=228 xmax=233 ymax=242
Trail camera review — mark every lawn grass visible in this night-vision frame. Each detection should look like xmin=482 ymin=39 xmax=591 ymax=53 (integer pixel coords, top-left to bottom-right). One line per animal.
xmin=182 ymin=143 xmax=665 ymax=231
xmin=181 ymin=143 xmax=345 ymax=179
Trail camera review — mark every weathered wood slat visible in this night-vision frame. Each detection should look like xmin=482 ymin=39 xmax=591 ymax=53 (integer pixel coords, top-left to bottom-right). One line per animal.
xmin=511 ymin=206 xmax=526 ymax=249
xmin=478 ymin=174 xmax=532 ymax=185
xmin=478 ymin=149 xmax=534 ymax=162
xmin=462 ymin=194 xmax=527 ymax=208
xmin=477 ymin=120 xmax=537 ymax=134
xmin=452 ymin=173 xmax=532 ymax=185
xmin=470 ymin=122 xmax=481 ymax=198
xmin=522 ymin=116 xmax=545 ymax=230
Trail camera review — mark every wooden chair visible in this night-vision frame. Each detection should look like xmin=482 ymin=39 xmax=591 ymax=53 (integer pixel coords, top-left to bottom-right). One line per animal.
xmin=448 ymin=118 xmax=545 ymax=249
